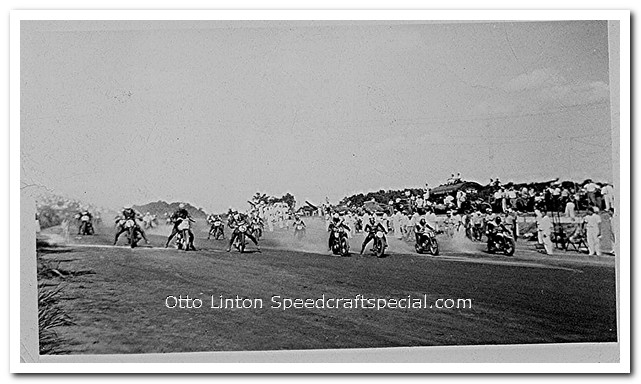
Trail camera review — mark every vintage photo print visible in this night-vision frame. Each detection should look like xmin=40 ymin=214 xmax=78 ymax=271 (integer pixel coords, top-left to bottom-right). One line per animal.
xmin=13 ymin=11 xmax=629 ymax=372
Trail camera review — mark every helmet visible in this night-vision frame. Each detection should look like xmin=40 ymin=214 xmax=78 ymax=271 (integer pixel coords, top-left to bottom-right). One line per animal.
xmin=332 ymin=213 xmax=339 ymax=220
xmin=179 ymin=203 xmax=185 ymax=209
xmin=123 ymin=206 xmax=131 ymax=210
xmin=420 ymin=218 xmax=426 ymax=225
xmin=495 ymin=217 xmax=502 ymax=224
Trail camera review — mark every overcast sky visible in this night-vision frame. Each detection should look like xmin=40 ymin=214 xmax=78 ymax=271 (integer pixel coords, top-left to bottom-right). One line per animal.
xmin=21 ymin=20 xmax=614 ymax=212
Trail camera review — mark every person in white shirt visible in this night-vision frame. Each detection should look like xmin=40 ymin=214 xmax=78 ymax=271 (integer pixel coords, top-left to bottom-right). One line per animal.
xmin=601 ymin=183 xmax=615 ymax=212
xmin=427 ymin=209 xmax=438 ymax=232
xmin=507 ymin=188 xmax=517 ymax=210
xmin=584 ymin=180 xmax=599 ymax=207
xmin=535 ymin=209 xmax=554 ymax=255
xmin=393 ymin=210 xmax=403 ymax=239
xmin=583 ymin=207 xmax=602 ymax=256
xmin=564 ymin=199 xmax=576 ymax=219
xmin=444 ymin=195 xmax=455 ymax=209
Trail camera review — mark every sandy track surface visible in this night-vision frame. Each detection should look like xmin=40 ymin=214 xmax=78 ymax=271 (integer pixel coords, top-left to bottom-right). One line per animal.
xmin=39 ymin=218 xmax=617 ymax=354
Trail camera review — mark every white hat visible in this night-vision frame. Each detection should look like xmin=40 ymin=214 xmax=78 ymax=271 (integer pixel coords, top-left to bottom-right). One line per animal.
xmin=179 ymin=203 xmax=185 ymax=209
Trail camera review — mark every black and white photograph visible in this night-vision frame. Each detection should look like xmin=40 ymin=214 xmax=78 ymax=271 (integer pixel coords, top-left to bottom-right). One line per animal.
xmin=12 ymin=9 xmax=630 ymax=372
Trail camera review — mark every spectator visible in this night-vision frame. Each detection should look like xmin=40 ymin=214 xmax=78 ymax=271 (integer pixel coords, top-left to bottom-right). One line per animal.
xmin=564 ymin=198 xmax=576 ymax=219
xmin=583 ymin=207 xmax=602 ymax=256
xmin=493 ymin=189 xmax=503 ymax=213
xmin=427 ymin=207 xmax=438 ymax=232
xmin=528 ymin=188 xmax=537 ymax=211
xmin=415 ymin=195 xmax=424 ymax=209
xmin=507 ymin=187 xmax=517 ymax=209
xmin=552 ymin=185 xmax=562 ymax=211
xmin=560 ymin=187 xmax=570 ymax=207
xmin=584 ymin=180 xmax=600 ymax=207
xmin=444 ymin=194 xmax=455 ymax=208
xmin=572 ymin=189 xmax=582 ymax=211
xmin=544 ymin=186 xmax=553 ymax=212
xmin=535 ymin=209 xmax=554 ymax=255
xmin=503 ymin=209 xmax=517 ymax=241
xmin=456 ymin=189 xmax=466 ymax=209
xmin=423 ymin=185 xmax=430 ymax=201
xmin=601 ymin=183 xmax=615 ymax=212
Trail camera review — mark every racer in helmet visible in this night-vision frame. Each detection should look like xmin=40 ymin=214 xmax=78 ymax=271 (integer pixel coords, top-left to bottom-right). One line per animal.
xmin=485 ymin=214 xmax=508 ymax=247
xmin=226 ymin=213 xmax=260 ymax=252
xmin=164 ymin=203 xmax=194 ymax=248
xmin=292 ymin=215 xmax=306 ymax=237
xmin=414 ymin=217 xmax=436 ymax=244
xmin=327 ymin=213 xmax=350 ymax=251
xmin=75 ymin=210 xmax=93 ymax=235
xmin=207 ymin=213 xmax=225 ymax=239
xmin=360 ymin=216 xmax=388 ymax=255
xmin=113 ymin=206 xmax=149 ymax=245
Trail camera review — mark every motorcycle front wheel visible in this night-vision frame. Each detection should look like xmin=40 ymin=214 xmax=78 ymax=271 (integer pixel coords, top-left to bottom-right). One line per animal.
xmin=429 ymin=239 xmax=439 ymax=256
xmin=504 ymin=238 xmax=515 ymax=256
xmin=129 ymin=227 xmax=137 ymax=248
xmin=340 ymin=237 xmax=350 ymax=257
xmin=239 ymin=234 xmax=246 ymax=253
xmin=374 ymin=240 xmax=385 ymax=258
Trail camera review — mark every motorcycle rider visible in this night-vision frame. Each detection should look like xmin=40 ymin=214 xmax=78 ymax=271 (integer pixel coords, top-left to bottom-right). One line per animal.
xmin=360 ymin=216 xmax=388 ymax=255
xmin=251 ymin=214 xmax=265 ymax=236
xmin=165 ymin=203 xmax=195 ymax=249
xmin=292 ymin=215 xmax=306 ymax=237
xmin=327 ymin=213 xmax=350 ymax=251
xmin=226 ymin=213 xmax=260 ymax=252
xmin=75 ymin=209 xmax=93 ymax=235
xmin=485 ymin=215 xmax=509 ymax=249
xmin=227 ymin=210 xmax=241 ymax=231
xmin=207 ymin=213 xmax=225 ymax=239
xmin=414 ymin=217 xmax=436 ymax=245
xmin=114 ymin=206 xmax=149 ymax=245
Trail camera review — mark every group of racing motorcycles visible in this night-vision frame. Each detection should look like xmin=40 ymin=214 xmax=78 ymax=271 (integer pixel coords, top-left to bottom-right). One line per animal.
xmin=326 ymin=213 xmax=438 ymax=258
xmin=460 ymin=209 xmax=517 ymax=256
xmin=109 ymin=205 xmax=265 ymax=253
xmin=74 ymin=203 xmax=515 ymax=257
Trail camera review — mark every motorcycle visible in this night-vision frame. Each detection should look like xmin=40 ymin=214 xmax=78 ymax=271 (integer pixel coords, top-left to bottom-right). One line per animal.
xmin=487 ymin=227 xmax=516 ymax=256
xmin=208 ymin=220 xmax=224 ymax=240
xmin=251 ymin=221 xmax=263 ymax=241
xmin=176 ymin=217 xmax=195 ymax=251
xmin=415 ymin=230 xmax=439 ymax=255
xmin=233 ymin=224 xmax=249 ymax=253
xmin=371 ymin=230 xmax=387 ymax=258
xmin=330 ymin=227 xmax=350 ymax=257
xmin=79 ymin=214 xmax=94 ymax=235
xmin=123 ymin=219 xmax=142 ymax=248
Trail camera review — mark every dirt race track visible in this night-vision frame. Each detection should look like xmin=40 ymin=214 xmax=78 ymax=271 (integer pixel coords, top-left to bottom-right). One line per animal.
xmin=38 ymin=217 xmax=617 ymax=354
